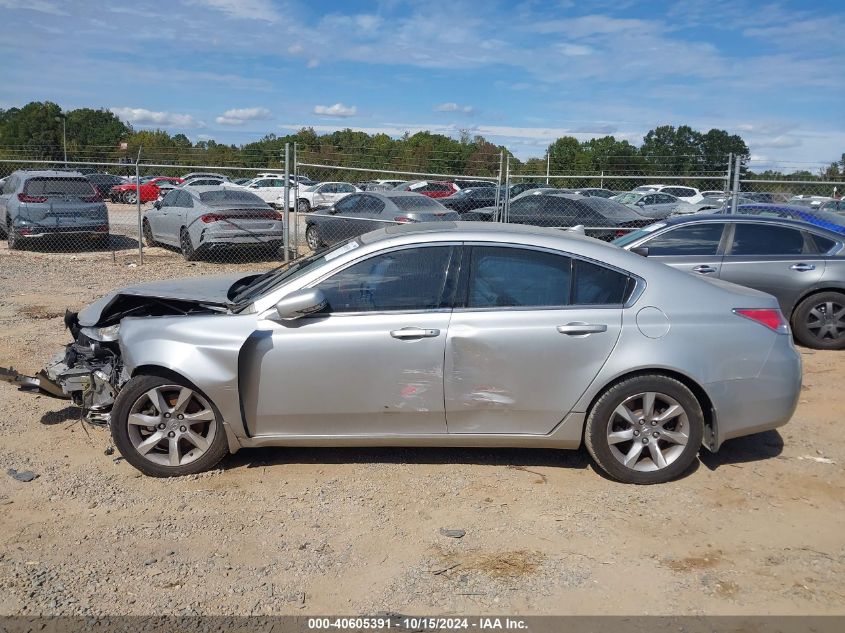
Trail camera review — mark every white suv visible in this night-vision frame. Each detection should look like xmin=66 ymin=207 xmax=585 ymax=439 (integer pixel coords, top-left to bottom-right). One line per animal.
xmin=631 ymin=184 xmax=703 ymax=203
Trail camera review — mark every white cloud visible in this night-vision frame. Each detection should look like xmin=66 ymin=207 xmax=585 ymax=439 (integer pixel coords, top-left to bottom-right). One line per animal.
xmin=215 ymin=107 xmax=271 ymax=125
xmin=0 ymin=0 xmax=66 ymax=15
xmin=288 ymin=43 xmax=304 ymax=54
xmin=185 ymin=0 xmax=281 ymax=22
xmin=306 ymin=58 xmax=320 ymax=68
xmin=434 ymin=102 xmax=475 ymax=114
xmin=313 ymin=103 xmax=357 ymax=118
xmin=557 ymin=43 xmax=592 ymax=56
xmin=111 ymin=107 xmax=200 ymax=128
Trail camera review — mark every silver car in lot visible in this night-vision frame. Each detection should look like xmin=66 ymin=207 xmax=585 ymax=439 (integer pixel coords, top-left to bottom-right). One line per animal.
xmin=0 ymin=170 xmax=109 ymax=249
xmin=305 ymin=191 xmax=459 ymax=250
xmin=3 ymin=223 xmax=800 ymax=484
xmin=613 ymin=215 xmax=845 ymax=349
xmin=142 ymin=186 xmax=285 ymax=260
xmin=613 ymin=191 xmax=692 ymax=219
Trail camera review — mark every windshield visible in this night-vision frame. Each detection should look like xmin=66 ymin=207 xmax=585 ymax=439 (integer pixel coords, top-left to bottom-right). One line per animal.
xmin=199 ymin=190 xmax=265 ymax=205
xmin=393 ymin=196 xmax=446 ymax=211
xmin=230 ymin=240 xmax=356 ymax=305
xmin=611 ymin=222 xmax=668 ymax=247
xmin=614 ymin=193 xmax=640 ymax=204
xmin=24 ymin=177 xmax=97 ymax=197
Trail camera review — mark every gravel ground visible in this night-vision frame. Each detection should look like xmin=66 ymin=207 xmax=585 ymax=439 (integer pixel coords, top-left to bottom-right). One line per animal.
xmin=0 ymin=234 xmax=844 ymax=617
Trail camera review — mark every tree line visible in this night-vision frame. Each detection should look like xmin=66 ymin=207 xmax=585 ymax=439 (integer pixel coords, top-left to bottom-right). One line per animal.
xmin=0 ymin=101 xmax=841 ymax=183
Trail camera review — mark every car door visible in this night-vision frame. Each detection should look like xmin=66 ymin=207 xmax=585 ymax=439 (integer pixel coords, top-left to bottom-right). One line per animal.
xmin=718 ymin=221 xmax=826 ymax=315
xmin=244 ymin=245 xmax=459 ymax=436
xmin=311 ymin=183 xmax=334 ymax=207
xmin=636 ymin=221 xmax=728 ymax=276
xmin=316 ymin=194 xmax=361 ymax=244
xmin=163 ymin=190 xmax=190 ymax=242
xmin=148 ymin=189 xmax=179 ymax=244
xmin=445 ymin=244 xmax=626 ymax=434
xmin=345 ymin=194 xmax=385 ymax=239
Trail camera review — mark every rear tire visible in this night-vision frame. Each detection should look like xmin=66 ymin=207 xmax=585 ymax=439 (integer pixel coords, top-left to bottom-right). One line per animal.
xmin=584 ymin=375 xmax=704 ymax=484
xmin=792 ymin=292 xmax=845 ymax=350
xmin=111 ymin=374 xmax=229 ymax=478
xmin=7 ymin=221 xmax=20 ymax=250
xmin=305 ymin=224 xmax=323 ymax=251
xmin=180 ymin=227 xmax=199 ymax=261
xmin=125 ymin=190 xmax=138 ymax=205
xmin=142 ymin=219 xmax=158 ymax=247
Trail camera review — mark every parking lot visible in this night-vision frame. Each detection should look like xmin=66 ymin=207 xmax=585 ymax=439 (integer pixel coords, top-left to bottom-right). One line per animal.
xmin=0 ymin=242 xmax=843 ymax=616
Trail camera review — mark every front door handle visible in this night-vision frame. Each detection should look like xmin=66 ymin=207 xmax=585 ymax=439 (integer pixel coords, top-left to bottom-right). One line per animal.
xmin=390 ymin=327 xmax=440 ymax=339
xmin=692 ymin=265 xmax=717 ymax=274
xmin=557 ymin=323 xmax=608 ymax=335
xmin=790 ymin=263 xmax=816 ymax=272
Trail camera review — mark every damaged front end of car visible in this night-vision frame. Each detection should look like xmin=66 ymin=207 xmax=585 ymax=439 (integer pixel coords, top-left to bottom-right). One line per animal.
xmin=1 ymin=277 xmax=243 ymax=425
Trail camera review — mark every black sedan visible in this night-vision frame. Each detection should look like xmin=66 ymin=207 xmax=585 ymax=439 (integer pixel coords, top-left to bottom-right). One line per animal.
xmin=86 ymin=173 xmax=126 ymax=199
xmin=462 ymin=193 xmax=652 ymax=240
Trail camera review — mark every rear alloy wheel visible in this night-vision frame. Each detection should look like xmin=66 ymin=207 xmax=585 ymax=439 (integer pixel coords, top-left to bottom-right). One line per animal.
xmin=297 ymin=199 xmax=311 ymax=213
xmin=792 ymin=292 xmax=845 ymax=350
xmin=180 ymin=227 xmax=198 ymax=261
xmin=585 ymin=375 xmax=704 ymax=484
xmin=124 ymin=190 xmax=138 ymax=205
xmin=305 ymin=224 xmax=323 ymax=251
xmin=111 ymin=375 xmax=228 ymax=477
xmin=142 ymin=219 xmax=158 ymax=247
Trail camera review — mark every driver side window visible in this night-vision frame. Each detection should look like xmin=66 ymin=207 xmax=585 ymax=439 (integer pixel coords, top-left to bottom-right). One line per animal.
xmin=314 ymin=246 xmax=454 ymax=313
xmin=161 ymin=189 xmax=180 ymax=207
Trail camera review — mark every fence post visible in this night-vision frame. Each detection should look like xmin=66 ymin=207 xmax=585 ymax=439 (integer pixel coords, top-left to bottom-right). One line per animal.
xmin=545 ymin=150 xmax=550 ymax=185
xmin=493 ymin=150 xmax=503 ymax=220
xmin=283 ymin=143 xmax=291 ymax=263
xmin=504 ymin=152 xmax=511 ymax=223
xmin=726 ymin=153 xmax=732 ymax=194
xmin=730 ymin=153 xmax=741 ymax=215
xmin=292 ymin=142 xmax=299 ymax=257
xmin=135 ymin=147 xmax=143 ymax=264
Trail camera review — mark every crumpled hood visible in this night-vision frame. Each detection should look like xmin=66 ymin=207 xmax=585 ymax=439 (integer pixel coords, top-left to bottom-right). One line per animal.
xmin=77 ymin=274 xmax=252 ymax=326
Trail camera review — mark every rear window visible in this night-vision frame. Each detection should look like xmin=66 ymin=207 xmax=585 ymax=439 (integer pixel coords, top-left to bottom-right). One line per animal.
xmin=198 ymin=190 xmax=266 ymax=205
xmin=24 ymin=177 xmax=96 ymax=197
xmin=392 ymin=196 xmax=446 ymax=212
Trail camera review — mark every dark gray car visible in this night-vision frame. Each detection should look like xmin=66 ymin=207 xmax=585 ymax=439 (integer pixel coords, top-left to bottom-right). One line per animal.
xmin=0 ymin=170 xmax=109 ymax=249
xmin=613 ymin=215 xmax=845 ymax=349
xmin=305 ymin=191 xmax=460 ymax=249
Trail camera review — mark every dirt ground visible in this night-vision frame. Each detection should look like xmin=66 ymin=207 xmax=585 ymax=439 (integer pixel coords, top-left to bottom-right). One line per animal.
xmin=0 ymin=235 xmax=843 ymax=617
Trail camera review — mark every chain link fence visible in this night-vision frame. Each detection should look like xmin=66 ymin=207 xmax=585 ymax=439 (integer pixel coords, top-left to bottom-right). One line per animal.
xmin=1 ymin=151 xmax=843 ymax=283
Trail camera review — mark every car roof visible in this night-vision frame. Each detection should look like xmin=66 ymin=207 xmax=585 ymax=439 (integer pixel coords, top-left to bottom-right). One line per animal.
xmin=657 ymin=212 xmax=843 ymax=236
xmin=13 ymin=169 xmax=86 ymax=178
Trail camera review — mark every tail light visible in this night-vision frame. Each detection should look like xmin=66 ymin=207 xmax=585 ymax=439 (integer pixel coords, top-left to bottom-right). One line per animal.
xmin=393 ymin=216 xmax=416 ymax=224
xmin=18 ymin=193 xmax=47 ymax=203
xmin=733 ymin=308 xmax=788 ymax=333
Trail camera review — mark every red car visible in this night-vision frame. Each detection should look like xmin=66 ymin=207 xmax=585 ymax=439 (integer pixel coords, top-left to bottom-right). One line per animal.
xmin=394 ymin=180 xmax=458 ymax=198
xmin=109 ymin=177 xmax=183 ymax=204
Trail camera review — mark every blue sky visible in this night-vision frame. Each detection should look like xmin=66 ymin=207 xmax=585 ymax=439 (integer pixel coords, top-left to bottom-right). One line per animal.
xmin=0 ymin=0 xmax=843 ymax=169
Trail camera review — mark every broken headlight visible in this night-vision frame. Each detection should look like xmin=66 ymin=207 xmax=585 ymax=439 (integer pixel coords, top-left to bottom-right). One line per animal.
xmin=79 ymin=324 xmax=120 ymax=342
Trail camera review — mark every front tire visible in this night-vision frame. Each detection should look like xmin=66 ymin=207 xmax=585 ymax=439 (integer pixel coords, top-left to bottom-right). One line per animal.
xmin=125 ymin=190 xmax=138 ymax=205
xmin=111 ymin=375 xmax=229 ymax=477
xmin=297 ymin=199 xmax=311 ymax=213
xmin=584 ymin=375 xmax=704 ymax=484
xmin=792 ymin=292 xmax=845 ymax=350
xmin=142 ymin=219 xmax=158 ymax=247
xmin=180 ymin=227 xmax=199 ymax=261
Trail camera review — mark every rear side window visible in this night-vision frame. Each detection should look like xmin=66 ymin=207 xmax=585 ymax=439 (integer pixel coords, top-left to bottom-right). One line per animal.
xmin=467 ymin=247 xmax=571 ymax=308
xmin=316 ymin=246 xmax=454 ymax=313
xmin=23 ymin=177 xmax=96 ymax=197
xmin=730 ymin=224 xmax=805 ymax=255
xmin=810 ymin=233 xmax=837 ymax=254
xmin=644 ymin=223 xmax=725 ymax=255
xmin=572 ymin=260 xmax=630 ymax=305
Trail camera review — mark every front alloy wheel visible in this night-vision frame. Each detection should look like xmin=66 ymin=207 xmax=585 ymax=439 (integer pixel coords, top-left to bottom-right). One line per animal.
xmin=111 ymin=375 xmax=228 ymax=477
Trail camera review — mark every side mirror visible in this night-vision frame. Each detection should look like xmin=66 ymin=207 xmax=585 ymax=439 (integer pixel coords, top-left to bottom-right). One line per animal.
xmin=274 ymin=288 xmax=327 ymax=320
xmin=326 ymin=206 xmax=340 ymax=215
xmin=630 ymin=246 xmax=649 ymax=257
xmin=153 ymin=200 xmax=162 ymax=209
xmin=635 ymin=200 xmax=645 ymax=206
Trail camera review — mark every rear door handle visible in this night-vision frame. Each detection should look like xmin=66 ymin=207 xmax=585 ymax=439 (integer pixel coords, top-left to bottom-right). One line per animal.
xmin=390 ymin=327 xmax=440 ymax=339
xmin=790 ymin=263 xmax=816 ymax=272
xmin=692 ymin=265 xmax=717 ymax=274
xmin=557 ymin=323 xmax=608 ymax=335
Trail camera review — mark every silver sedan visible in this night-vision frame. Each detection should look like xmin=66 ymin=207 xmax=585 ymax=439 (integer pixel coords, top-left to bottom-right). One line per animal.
xmin=13 ymin=223 xmax=801 ymax=484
